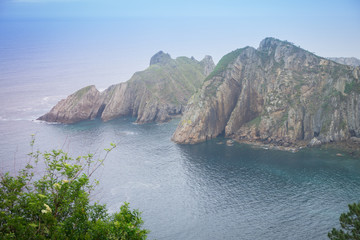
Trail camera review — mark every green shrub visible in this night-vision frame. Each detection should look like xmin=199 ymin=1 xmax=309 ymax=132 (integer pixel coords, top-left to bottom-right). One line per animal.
xmin=328 ymin=202 xmax=360 ymax=240
xmin=0 ymin=137 xmax=148 ymax=240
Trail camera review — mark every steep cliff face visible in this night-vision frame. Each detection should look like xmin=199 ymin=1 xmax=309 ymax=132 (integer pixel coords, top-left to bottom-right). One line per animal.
xmin=172 ymin=38 xmax=360 ymax=148
xmin=38 ymin=52 xmax=214 ymax=124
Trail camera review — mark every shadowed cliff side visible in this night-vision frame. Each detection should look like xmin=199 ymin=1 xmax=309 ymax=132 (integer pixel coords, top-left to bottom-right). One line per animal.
xmin=38 ymin=51 xmax=215 ymax=124
xmin=172 ymin=38 xmax=360 ymax=149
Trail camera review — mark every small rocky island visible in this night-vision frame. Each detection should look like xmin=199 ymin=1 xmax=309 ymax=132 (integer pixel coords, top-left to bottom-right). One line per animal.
xmin=172 ymin=38 xmax=360 ymax=150
xmin=38 ymin=51 xmax=215 ymax=124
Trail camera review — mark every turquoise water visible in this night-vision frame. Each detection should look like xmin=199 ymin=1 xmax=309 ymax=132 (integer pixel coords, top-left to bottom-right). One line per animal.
xmin=1 ymin=20 xmax=360 ymax=240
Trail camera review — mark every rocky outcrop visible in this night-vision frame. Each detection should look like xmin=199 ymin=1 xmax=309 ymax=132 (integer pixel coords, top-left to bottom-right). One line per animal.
xmin=172 ymin=38 xmax=360 ymax=149
xmin=329 ymin=57 xmax=360 ymax=67
xmin=150 ymin=51 xmax=172 ymax=65
xmin=200 ymin=55 xmax=216 ymax=76
xmin=38 ymin=52 xmax=214 ymax=124
xmin=38 ymin=85 xmax=103 ymax=124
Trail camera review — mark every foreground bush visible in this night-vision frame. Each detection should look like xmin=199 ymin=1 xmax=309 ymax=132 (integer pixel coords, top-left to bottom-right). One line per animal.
xmin=328 ymin=202 xmax=360 ymax=240
xmin=0 ymin=138 xmax=148 ymax=239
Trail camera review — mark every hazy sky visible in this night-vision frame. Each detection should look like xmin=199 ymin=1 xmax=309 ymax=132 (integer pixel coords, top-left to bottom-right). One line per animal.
xmin=1 ymin=0 xmax=360 ymax=78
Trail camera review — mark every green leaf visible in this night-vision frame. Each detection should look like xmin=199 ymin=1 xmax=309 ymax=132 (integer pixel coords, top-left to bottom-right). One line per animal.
xmin=29 ymin=223 xmax=38 ymax=228
xmin=38 ymin=194 xmax=47 ymax=198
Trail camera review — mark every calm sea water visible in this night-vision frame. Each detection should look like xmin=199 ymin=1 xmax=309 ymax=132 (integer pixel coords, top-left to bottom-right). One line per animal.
xmin=1 ymin=20 xmax=360 ymax=240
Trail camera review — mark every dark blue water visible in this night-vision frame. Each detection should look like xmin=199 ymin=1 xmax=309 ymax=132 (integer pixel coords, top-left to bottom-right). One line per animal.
xmin=1 ymin=20 xmax=360 ymax=240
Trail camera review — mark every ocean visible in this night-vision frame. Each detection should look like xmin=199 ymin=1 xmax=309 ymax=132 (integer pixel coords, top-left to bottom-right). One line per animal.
xmin=1 ymin=19 xmax=360 ymax=240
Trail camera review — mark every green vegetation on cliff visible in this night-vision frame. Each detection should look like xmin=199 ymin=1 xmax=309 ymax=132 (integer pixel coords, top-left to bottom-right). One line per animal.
xmin=345 ymin=80 xmax=360 ymax=94
xmin=129 ymin=55 xmax=208 ymax=106
xmin=246 ymin=116 xmax=261 ymax=127
xmin=75 ymin=85 xmax=94 ymax=100
xmin=206 ymin=48 xmax=243 ymax=81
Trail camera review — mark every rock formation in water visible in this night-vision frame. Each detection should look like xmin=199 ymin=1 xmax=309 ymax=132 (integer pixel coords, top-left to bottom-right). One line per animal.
xmin=38 ymin=51 xmax=214 ymax=124
xmin=329 ymin=57 xmax=360 ymax=67
xmin=37 ymin=85 xmax=103 ymax=124
xmin=172 ymin=38 xmax=360 ymax=149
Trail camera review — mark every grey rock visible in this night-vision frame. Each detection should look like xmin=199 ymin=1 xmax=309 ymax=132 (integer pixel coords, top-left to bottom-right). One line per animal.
xmin=308 ymin=137 xmax=322 ymax=147
xmin=350 ymin=137 xmax=360 ymax=143
xmin=200 ymin=55 xmax=216 ymax=76
xmin=150 ymin=51 xmax=172 ymax=66
xmin=172 ymin=37 xmax=360 ymax=149
xmin=37 ymin=85 xmax=102 ymax=124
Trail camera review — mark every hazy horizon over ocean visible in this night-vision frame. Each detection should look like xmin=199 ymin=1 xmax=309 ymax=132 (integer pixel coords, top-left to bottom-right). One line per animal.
xmin=1 ymin=19 xmax=360 ymax=240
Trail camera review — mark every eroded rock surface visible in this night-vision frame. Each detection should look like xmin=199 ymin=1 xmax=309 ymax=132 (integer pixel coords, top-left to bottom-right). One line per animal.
xmin=172 ymin=38 xmax=360 ymax=149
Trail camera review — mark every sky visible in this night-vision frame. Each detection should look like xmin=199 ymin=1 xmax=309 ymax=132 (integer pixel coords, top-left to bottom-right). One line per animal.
xmin=0 ymin=0 xmax=360 ymax=83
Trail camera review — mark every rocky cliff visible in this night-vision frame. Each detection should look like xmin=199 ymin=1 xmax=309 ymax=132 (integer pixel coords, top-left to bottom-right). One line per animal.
xmin=37 ymin=85 xmax=103 ymax=124
xmin=172 ymin=38 xmax=360 ymax=149
xmin=38 ymin=52 xmax=214 ymax=124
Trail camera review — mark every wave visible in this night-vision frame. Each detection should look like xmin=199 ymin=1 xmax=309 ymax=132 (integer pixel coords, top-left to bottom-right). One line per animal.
xmin=0 ymin=116 xmax=61 ymax=124
xmin=41 ymin=95 xmax=65 ymax=104
xmin=0 ymin=116 xmax=8 ymax=121
xmin=19 ymin=107 xmax=34 ymax=112
xmin=0 ymin=117 xmax=32 ymax=122
xmin=32 ymin=119 xmax=61 ymax=125
xmin=111 ymin=182 xmax=161 ymax=193
xmin=120 ymin=131 xmax=137 ymax=135
xmin=0 ymin=115 xmax=31 ymax=122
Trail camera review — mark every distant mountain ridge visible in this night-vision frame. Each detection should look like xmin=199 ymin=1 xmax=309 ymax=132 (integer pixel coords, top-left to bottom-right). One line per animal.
xmin=329 ymin=57 xmax=360 ymax=67
xmin=38 ymin=52 xmax=215 ymax=124
xmin=172 ymin=38 xmax=360 ymax=150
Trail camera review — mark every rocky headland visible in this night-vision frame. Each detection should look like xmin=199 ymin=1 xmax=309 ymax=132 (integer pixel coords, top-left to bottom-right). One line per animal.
xmin=172 ymin=38 xmax=360 ymax=150
xmin=38 ymin=51 xmax=214 ymax=124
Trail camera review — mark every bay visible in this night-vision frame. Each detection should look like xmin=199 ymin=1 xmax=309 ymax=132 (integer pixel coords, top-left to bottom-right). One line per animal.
xmin=1 ymin=20 xmax=360 ymax=240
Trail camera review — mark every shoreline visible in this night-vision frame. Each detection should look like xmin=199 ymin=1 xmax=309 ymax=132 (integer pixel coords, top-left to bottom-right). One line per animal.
xmin=233 ymin=139 xmax=305 ymax=152
xmin=231 ymin=138 xmax=360 ymax=157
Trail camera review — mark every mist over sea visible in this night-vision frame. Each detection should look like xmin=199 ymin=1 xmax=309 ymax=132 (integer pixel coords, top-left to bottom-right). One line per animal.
xmin=1 ymin=20 xmax=360 ymax=240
